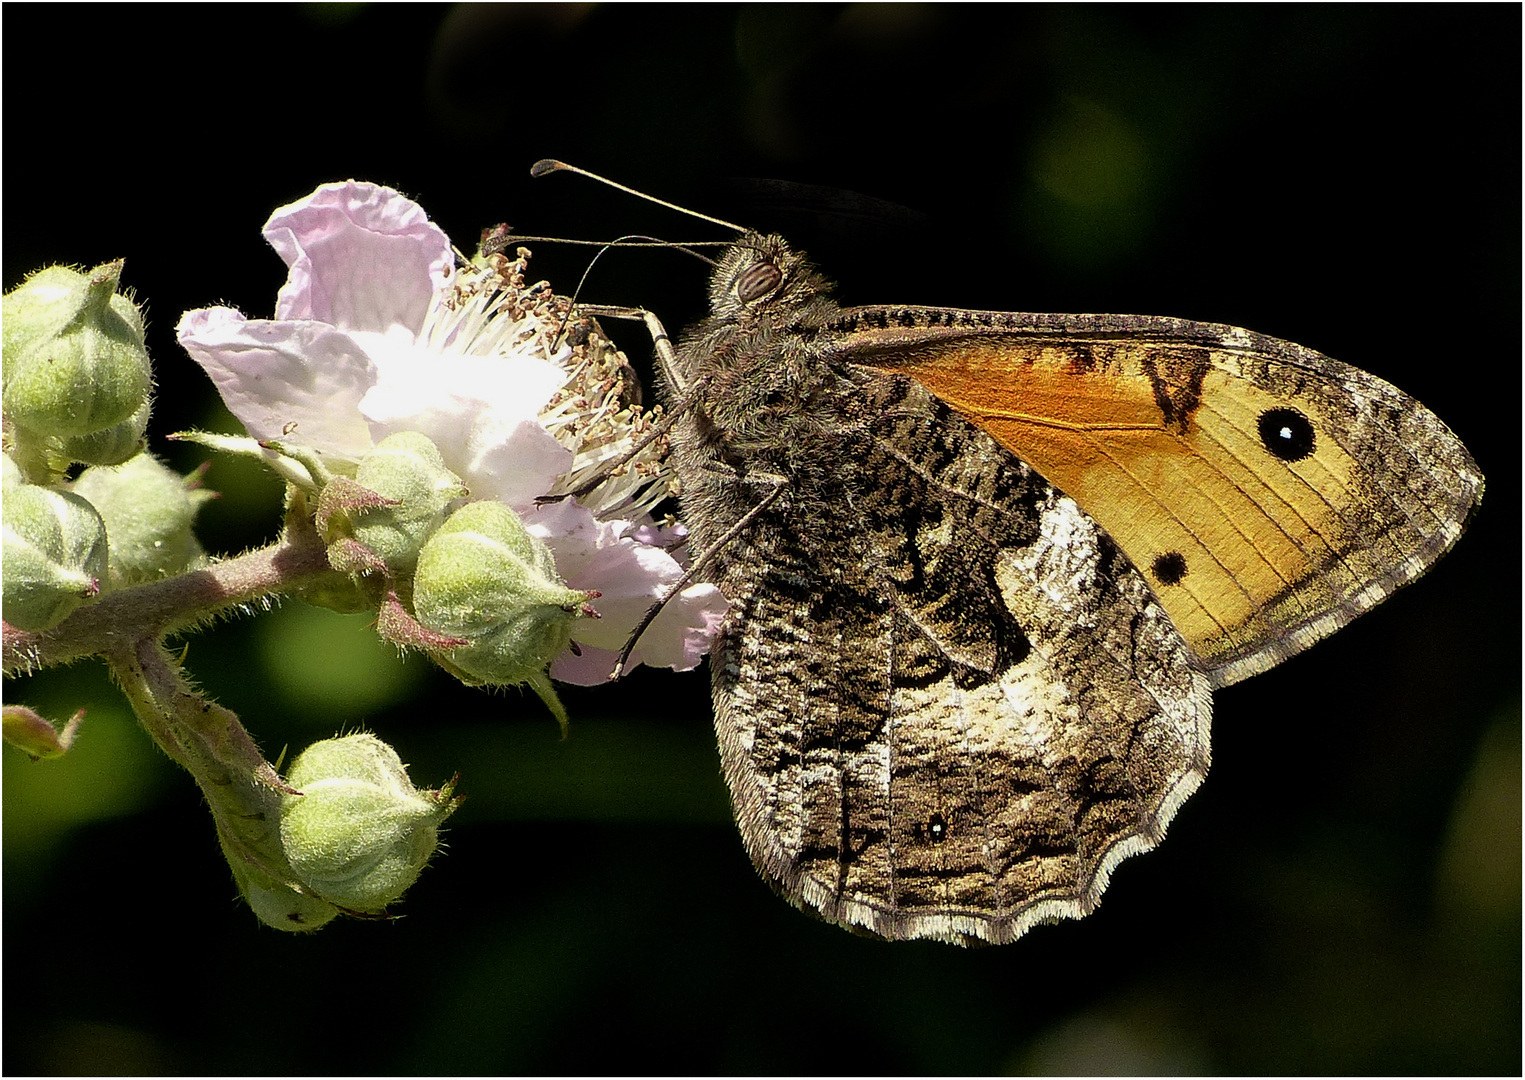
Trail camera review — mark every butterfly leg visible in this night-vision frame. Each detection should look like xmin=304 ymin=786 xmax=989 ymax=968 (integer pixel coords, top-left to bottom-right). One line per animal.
xmin=613 ymin=471 xmax=787 ymax=677
xmin=575 ymin=303 xmax=688 ymax=395
xmin=535 ymin=302 xmax=716 ymax=506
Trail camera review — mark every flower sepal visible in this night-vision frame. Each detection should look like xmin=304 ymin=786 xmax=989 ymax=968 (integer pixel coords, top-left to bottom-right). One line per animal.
xmin=166 ymin=429 xmax=328 ymax=489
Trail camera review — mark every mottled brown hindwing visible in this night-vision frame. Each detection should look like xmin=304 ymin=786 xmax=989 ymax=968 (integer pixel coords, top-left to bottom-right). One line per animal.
xmin=706 ymin=371 xmax=1212 ymax=945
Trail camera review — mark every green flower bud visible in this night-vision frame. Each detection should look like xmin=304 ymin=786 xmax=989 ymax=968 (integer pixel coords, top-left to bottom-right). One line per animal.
xmin=70 ymin=454 xmax=209 ymax=589
xmin=2 ymin=261 xmax=153 ymax=439
xmin=2 ymin=484 xmax=107 ymax=629
xmin=280 ymin=734 xmax=460 ymax=913
xmin=2 ymin=704 xmax=83 ymax=760
xmin=56 ymin=398 xmax=150 ymax=467
xmin=413 ymin=501 xmax=593 ymax=728
xmin=2 ymin=423 xmax=67 ymax=487
xmin=219 ymin=830 xmax=339 ymax=933
xmin=2 ymin=452 xmax=22 ymax=492
xmin=319 ymin=431 xmax=467 ymax=576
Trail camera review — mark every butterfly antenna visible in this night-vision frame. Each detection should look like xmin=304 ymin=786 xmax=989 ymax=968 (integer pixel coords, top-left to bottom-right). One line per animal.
xmin=491 ymin=235 xmax=728 ymax=248
xmin=532 ymin=159 xmax=746 ymax=233
xmin=549 ymin=233 xmax=717 ymax=351
xmin=553 ymin=234 xmax=658 ymax=349
xmin=572 ymin=235 xmax=716 ymax=299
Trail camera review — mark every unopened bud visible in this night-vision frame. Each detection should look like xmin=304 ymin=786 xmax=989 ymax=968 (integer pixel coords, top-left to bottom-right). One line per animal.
xmin=2 ymin=262 xmax=153 ymax=439
xmin=2 ymin=704 xmax=84 ymax=760
xmin=57 ymin=398 xmax=150 ymax=467
xmin=413 ymin=500 xmax=594 ymax=728
xmin=280 ymin=734 xmax=461 ymax=913
xmin=71 ymin=454 xmax=210 ymax=589
xmin=219 ymin=830 xmax=339 ymax=933
xmin=1 ymin=484 xmax=107 ymax=629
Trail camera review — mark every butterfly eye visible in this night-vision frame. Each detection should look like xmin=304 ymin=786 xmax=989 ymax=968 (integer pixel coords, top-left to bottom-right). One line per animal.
xmin=736 ymin=260 xmax=783 ymax=302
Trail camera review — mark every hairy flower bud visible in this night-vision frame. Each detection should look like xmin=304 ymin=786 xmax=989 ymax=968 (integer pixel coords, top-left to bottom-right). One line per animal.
xmin=2 ymin=704 xmax=84 ymax=760
xmin=71 ymin=454 xmax=210 ymax=589
xmin=2 ymin=262 xmax=153 ymax=439
xmin=319 ymin=431 xmax=466 ymax=576
xmin=57 ymin=398 xmax=151 ymax=467
xmin=280 ymin=734 xmax=460 ymax=913
xmin=2 ymin=484 xmax=107 ymax=629
xmin=219 ymin=831 xmax=340 ymax=933
xmin=413 ymin=500 xmax=595 ymax=728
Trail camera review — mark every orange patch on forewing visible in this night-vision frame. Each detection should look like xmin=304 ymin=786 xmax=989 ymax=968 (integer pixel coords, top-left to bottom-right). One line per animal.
xmin=891 ymin=340 xmax=1167 ymax=433
xmin=877 ymin=340 xmax=1361 ymax=667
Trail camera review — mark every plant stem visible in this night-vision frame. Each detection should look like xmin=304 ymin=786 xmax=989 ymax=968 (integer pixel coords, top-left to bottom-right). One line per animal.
xmin=2 ymin=524 xmax=341 ymax=675
xmin=109 ymin=636 xmax=302 ymax=890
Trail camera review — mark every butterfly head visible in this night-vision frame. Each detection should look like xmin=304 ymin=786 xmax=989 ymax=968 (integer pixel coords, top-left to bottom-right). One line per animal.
xmin=707 ymin=232 xmax=836 ymax=324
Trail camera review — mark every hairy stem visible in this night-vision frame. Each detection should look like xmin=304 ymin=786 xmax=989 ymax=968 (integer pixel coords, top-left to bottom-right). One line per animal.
xmin=109 ymin=638 xmax=300 ymax=888
xmin=2 ymin=522 xmax=341 ymax=675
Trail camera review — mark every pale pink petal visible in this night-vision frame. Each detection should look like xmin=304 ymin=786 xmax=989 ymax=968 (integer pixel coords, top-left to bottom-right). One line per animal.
xmin=521 ymin=499 xmax=613 ymax=582
xmin=457 ymin=416 xmax=574 ymax=508
xmin=551 ymin=585 xmax=724 ymax=683
xmin=560 ymin=535 xmax=690 ymax=648
xmin=358 ymin=344 xmax=572 ymax=505
xmin=628 ymin=521 xmax=692 ymax=563
xmin=264 ymin=181 xmax=452 ymax=335
xmin=551 ymin=642 xmax=623 ymax=684
xmin=636 ymin=583 xmax=727 ymax=670
xmin=176 ymin=307 xmax=378 ymax=462
xmin=527 ymin=501 xmax=728 ymax=683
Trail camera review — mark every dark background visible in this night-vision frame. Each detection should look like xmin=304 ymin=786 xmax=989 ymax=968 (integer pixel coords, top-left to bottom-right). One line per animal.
xmin=4 ymin=5 xmax=1518 ymax=1075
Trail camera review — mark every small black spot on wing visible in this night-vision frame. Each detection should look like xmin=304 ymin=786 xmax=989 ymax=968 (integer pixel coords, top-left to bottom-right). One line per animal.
xmin=1151 ymin=551 xmax=1188 ymax=586
xmin=912 ymin=811 xmax=949 ymax=844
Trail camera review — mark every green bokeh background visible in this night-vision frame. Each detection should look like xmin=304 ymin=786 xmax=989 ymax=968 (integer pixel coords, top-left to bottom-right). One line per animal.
xmin=4 ymin=5 xmax=1518 ymax=1074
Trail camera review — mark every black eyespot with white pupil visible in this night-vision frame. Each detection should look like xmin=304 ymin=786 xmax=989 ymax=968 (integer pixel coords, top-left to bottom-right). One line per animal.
xmin=1257 ymin=407 xmax=1316 ymax=462
xmin=927 ymin=813 xmax=947 ymax=843
xmin=736 ymin=260 xmax=782 ymax=302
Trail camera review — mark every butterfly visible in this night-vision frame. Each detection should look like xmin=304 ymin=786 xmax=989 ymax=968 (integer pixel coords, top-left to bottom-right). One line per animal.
xmin=548 ymin=164 xmax=1485 ymax=946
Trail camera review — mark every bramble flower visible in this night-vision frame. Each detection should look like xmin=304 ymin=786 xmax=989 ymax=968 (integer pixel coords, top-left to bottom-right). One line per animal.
xmin=177 ymin=180 xmax=725 ymax=681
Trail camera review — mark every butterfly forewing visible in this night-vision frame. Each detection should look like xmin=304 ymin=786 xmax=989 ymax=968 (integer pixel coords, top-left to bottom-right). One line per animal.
xmin=832 ymin=309 xmax=1484 ymax=685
